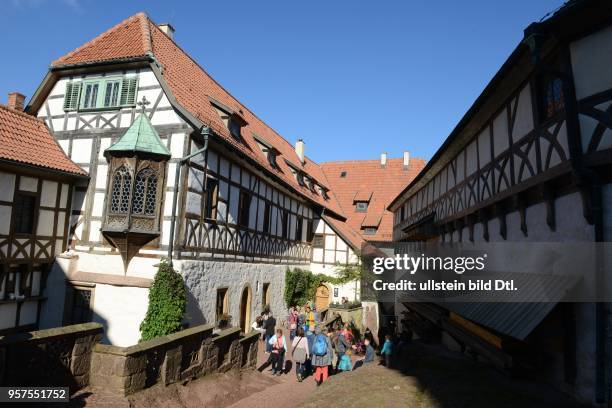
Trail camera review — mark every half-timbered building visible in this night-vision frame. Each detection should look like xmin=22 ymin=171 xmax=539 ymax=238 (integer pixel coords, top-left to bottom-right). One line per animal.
xmin=0 ymin=94 xmax=86 ymax=335
xmin=25 ymin=13 xmax=376 ymax=346
xmin=313 ymin=154 xmax=426 ymax=304
xmin=387 ymin=0 xmax=612 ymax=403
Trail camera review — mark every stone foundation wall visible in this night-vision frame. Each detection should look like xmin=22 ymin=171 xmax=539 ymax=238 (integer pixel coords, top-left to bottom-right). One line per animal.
xmin=0 ymin=323 xmax=103 ymax=392
xmin=90 ymin=325 xmax=259 ymax=396
xmin=178 ymin=260 xmax=296 ymax=327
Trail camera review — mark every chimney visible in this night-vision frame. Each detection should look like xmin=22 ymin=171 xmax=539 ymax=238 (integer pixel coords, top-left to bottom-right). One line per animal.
xmin=403 ymin=151 xmax=410 ymax=169
xmin=295 ymin=139 xmax=305 ymax=164
xmin=158 ymin=23 xmax=175 ymax=40
xmin=380 ymin=152 xmax=387 ymax=168
xmin=7 ymin=92 xmax=25 ymax=111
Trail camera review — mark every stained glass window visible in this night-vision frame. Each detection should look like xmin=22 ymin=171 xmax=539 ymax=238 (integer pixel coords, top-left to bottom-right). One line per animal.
xmin=132 ymin=168 xmax=158 ymax=216
xmin=543 ymin=77 xmax=565 ymax=120
xmin=110 ymin=166 xmax=132 ymax=213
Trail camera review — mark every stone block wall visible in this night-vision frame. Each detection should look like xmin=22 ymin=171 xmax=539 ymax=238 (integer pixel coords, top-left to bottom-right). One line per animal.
xmin=90 ymin=325 xmax=259 ymax=396
xmin=0 ymin=323 xmax=103 ymax=392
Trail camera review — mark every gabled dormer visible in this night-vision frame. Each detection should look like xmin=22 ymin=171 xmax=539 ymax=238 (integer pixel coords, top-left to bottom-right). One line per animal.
xmin=253 ymin=134 xmax=280 ymax=169
xmin=210 ymin=97 xmax=247 ymax=140
xmin=102 ymin=109 xmax=171 ymax=270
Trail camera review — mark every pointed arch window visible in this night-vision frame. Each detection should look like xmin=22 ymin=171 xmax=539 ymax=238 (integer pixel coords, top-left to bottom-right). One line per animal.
xmin=132 ymin=168 xmax=158 ymax=216
xmin=110 ymin=165 xmax=132 ymax=214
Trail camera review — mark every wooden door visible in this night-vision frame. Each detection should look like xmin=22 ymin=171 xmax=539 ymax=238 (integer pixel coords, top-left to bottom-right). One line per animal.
xmin=315 ymin=284 xmax=330 ymax=311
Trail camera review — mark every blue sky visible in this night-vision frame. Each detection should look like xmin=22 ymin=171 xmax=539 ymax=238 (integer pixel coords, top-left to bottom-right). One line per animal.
xmin=0 ymin=0 xmax=563 ymax=163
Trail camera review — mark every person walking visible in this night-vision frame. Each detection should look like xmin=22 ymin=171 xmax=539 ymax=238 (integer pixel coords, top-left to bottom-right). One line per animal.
xmin=291 ymin=327 xmax=309 ymax=382
xmin=287 ymin=306 xmax=298 ymax=341
xmin=380 ymin=334 xmax=394 ymax=367
xmin=335 ymin=327 xmax=351 ymax=372
xmin=268 ymin=328 xmax=287 ymax=376
xmin=264 ymin=311 xmax=276 ymax=353
xmin=311 ymin=326 xmax=332 ymax=386
xmin=304 ymin=304 xmax=316 ymax=333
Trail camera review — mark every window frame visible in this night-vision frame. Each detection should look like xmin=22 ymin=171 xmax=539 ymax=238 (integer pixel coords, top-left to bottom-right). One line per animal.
xmin=355 ymin=201 xmax=368 ymax=212
xmin=132 ymin=167 xmax=159 ymax=217
xmin=363 ymin=227 xmax=377 ymax=235
xmin=12 ymin=192 xmax=38 ymax=236
xmin=68 ymin=76 xmax=138 ymax=112
xmin=110 ymin=165 xmax=133 ymax=215
xmin=313 ymin=234 xmax=325 ymax=248
xmin=204 ymin=177 xmax=219 ymax=220
xmin=237 ymin=190 xmax=252 ymax=228
xmin=216 ymin=287 xmax=229 ymax=322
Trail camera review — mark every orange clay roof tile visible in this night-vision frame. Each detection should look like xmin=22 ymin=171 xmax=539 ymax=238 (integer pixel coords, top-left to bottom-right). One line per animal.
xmin=51 ymin=13 xmax=345 ymax=217
xmin=0 ymin=104 xmax=85 ymax=176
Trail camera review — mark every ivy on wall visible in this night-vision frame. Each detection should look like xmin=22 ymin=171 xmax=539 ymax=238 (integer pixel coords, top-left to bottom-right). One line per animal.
xmin=283 ymin=262 xmax=363 ymax=308
xmin=139 ymin=259 xmax=187 ymax=342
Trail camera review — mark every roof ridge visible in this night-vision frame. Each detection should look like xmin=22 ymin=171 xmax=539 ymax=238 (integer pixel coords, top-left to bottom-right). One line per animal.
xmin=139 ymin=12 xmax=153 ymax=54
xmin=52 ymin=12 xmax=148 ymax=66
xmin=146 ymin=19 xmax=308 ymax=166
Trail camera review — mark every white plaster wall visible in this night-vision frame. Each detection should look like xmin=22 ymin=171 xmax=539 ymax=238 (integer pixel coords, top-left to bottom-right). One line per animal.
xmin=92 ymin=284 xmax=150 ymax=346
xmin=76 ymin=252 xmax=159 ymax=279
xmin=570 ymin=24 xmax=612 ymax=100
xmin=178 ymin=260 xmax=294 ymax=328
xmin=39 ymin=257 xmax=71 ymax=330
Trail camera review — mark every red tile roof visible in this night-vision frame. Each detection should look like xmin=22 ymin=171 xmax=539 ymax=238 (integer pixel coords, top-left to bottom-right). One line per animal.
xmin=0 ymin=104 xmax=85 ymax=176
xmin=50 ymin=13 xmax=345 ymax=217
xmin=321 ymin=157 xmax=426 ymax=242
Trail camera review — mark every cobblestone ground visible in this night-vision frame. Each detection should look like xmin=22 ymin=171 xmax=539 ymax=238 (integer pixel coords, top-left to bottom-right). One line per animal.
xmin=303 ymin=342 xmax=586 ymax=408
xmin=69 ymin=333 xmax=585 ymax=407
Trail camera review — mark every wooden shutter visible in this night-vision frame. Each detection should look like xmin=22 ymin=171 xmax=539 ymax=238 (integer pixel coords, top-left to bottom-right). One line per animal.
xmin=119 ymin=77 xmax=138 ymax=107
xmin=63 ymin=82 xmax=82 ymax=111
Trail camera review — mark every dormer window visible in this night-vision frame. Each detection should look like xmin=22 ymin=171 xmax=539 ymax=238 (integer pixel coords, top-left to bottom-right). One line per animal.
xmin=353 ymin=191 xmax=372 ymax=212
xmin=355 ymin=201 xmax=368 ymax=212
xmin=253 ymin=135 xmax=280 ymax=169
xmin=210 ymin=98 xmax=246 ymax=140
xmin=321 ymin=188 xmax=330 ymax=200
xmin=307 ymin=178 xmax=317 ymax=193
xmin=363 ymin=227 xmax=377 ymax=235
xmin=296 ymin=171 xmax=306 ymax=187
xmin=228 ymin=116 xmax=242 ymax=139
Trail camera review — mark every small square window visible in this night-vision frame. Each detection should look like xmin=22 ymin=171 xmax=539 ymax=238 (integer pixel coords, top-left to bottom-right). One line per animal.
xmin=340 ymin=171 xmax=347 ymax=178
xmin=355 ymin=202 xmax=368 ymax=212
xmin=313 ymin=234 xmax=324 ymax=248
xmin=363 ymin=227 xmax=377 ymax=235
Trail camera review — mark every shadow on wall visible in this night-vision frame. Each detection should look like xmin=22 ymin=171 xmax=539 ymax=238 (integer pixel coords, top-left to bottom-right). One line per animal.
xmin=38 ymin=255 xmax=110 ymax=343
xmin=184 ymin=286 xmax=207 ymax=327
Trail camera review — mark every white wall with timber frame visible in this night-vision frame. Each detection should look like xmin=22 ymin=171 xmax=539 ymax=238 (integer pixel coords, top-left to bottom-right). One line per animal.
xmin=309 ymin=218 xmax=359 ymax=303
xmin=0 ymin=168 xmax=73 ymax=335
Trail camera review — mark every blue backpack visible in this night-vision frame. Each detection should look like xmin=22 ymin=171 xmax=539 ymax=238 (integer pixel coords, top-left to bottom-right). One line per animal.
xmin=313 ymin=334 xmax=328 ymax=356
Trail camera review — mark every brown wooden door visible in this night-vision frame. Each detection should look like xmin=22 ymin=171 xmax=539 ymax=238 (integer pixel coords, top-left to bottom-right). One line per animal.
xmin=315 ymin=284 xmax=330 ymax=311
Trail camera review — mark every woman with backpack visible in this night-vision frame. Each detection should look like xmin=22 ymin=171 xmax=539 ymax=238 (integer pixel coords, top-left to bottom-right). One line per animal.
xmin=268 ymin=328 xmax=287 ymax=376
xmin=291 ymin=327 xmax=309 ymax=382
xmin=311 ymin=326 xmax=333 ymax=386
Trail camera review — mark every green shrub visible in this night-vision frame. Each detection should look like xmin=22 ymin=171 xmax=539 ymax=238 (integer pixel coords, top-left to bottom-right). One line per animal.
xmin=139 ymin=259 xmax=186 ymax=342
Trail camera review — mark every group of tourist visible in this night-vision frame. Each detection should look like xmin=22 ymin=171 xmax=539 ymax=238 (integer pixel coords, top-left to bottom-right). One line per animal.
xmin=251 ymin=304 xmax=396 ymax=386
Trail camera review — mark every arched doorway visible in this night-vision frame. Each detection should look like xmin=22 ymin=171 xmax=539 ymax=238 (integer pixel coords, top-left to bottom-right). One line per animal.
xmin=315 ymin=284 xmax=330 ymax=312
xmin=239 ymin=286 xmax=252 ymax=333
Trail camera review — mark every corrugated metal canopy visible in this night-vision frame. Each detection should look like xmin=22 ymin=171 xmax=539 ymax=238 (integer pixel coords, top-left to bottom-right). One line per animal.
xmin=441 ymin=273 xmax=580 ymax=340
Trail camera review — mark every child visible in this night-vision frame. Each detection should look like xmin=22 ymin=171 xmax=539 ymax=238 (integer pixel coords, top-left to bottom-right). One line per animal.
xmin=337 ymin=353 xmax=353 ymax=372
xmin=363 ymin=338 xmax=375 ymax=363
xmin=380 ymin=334 xmax=393 ymax=367
xmin=268 ymin=328 xmax=287 ymax=375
